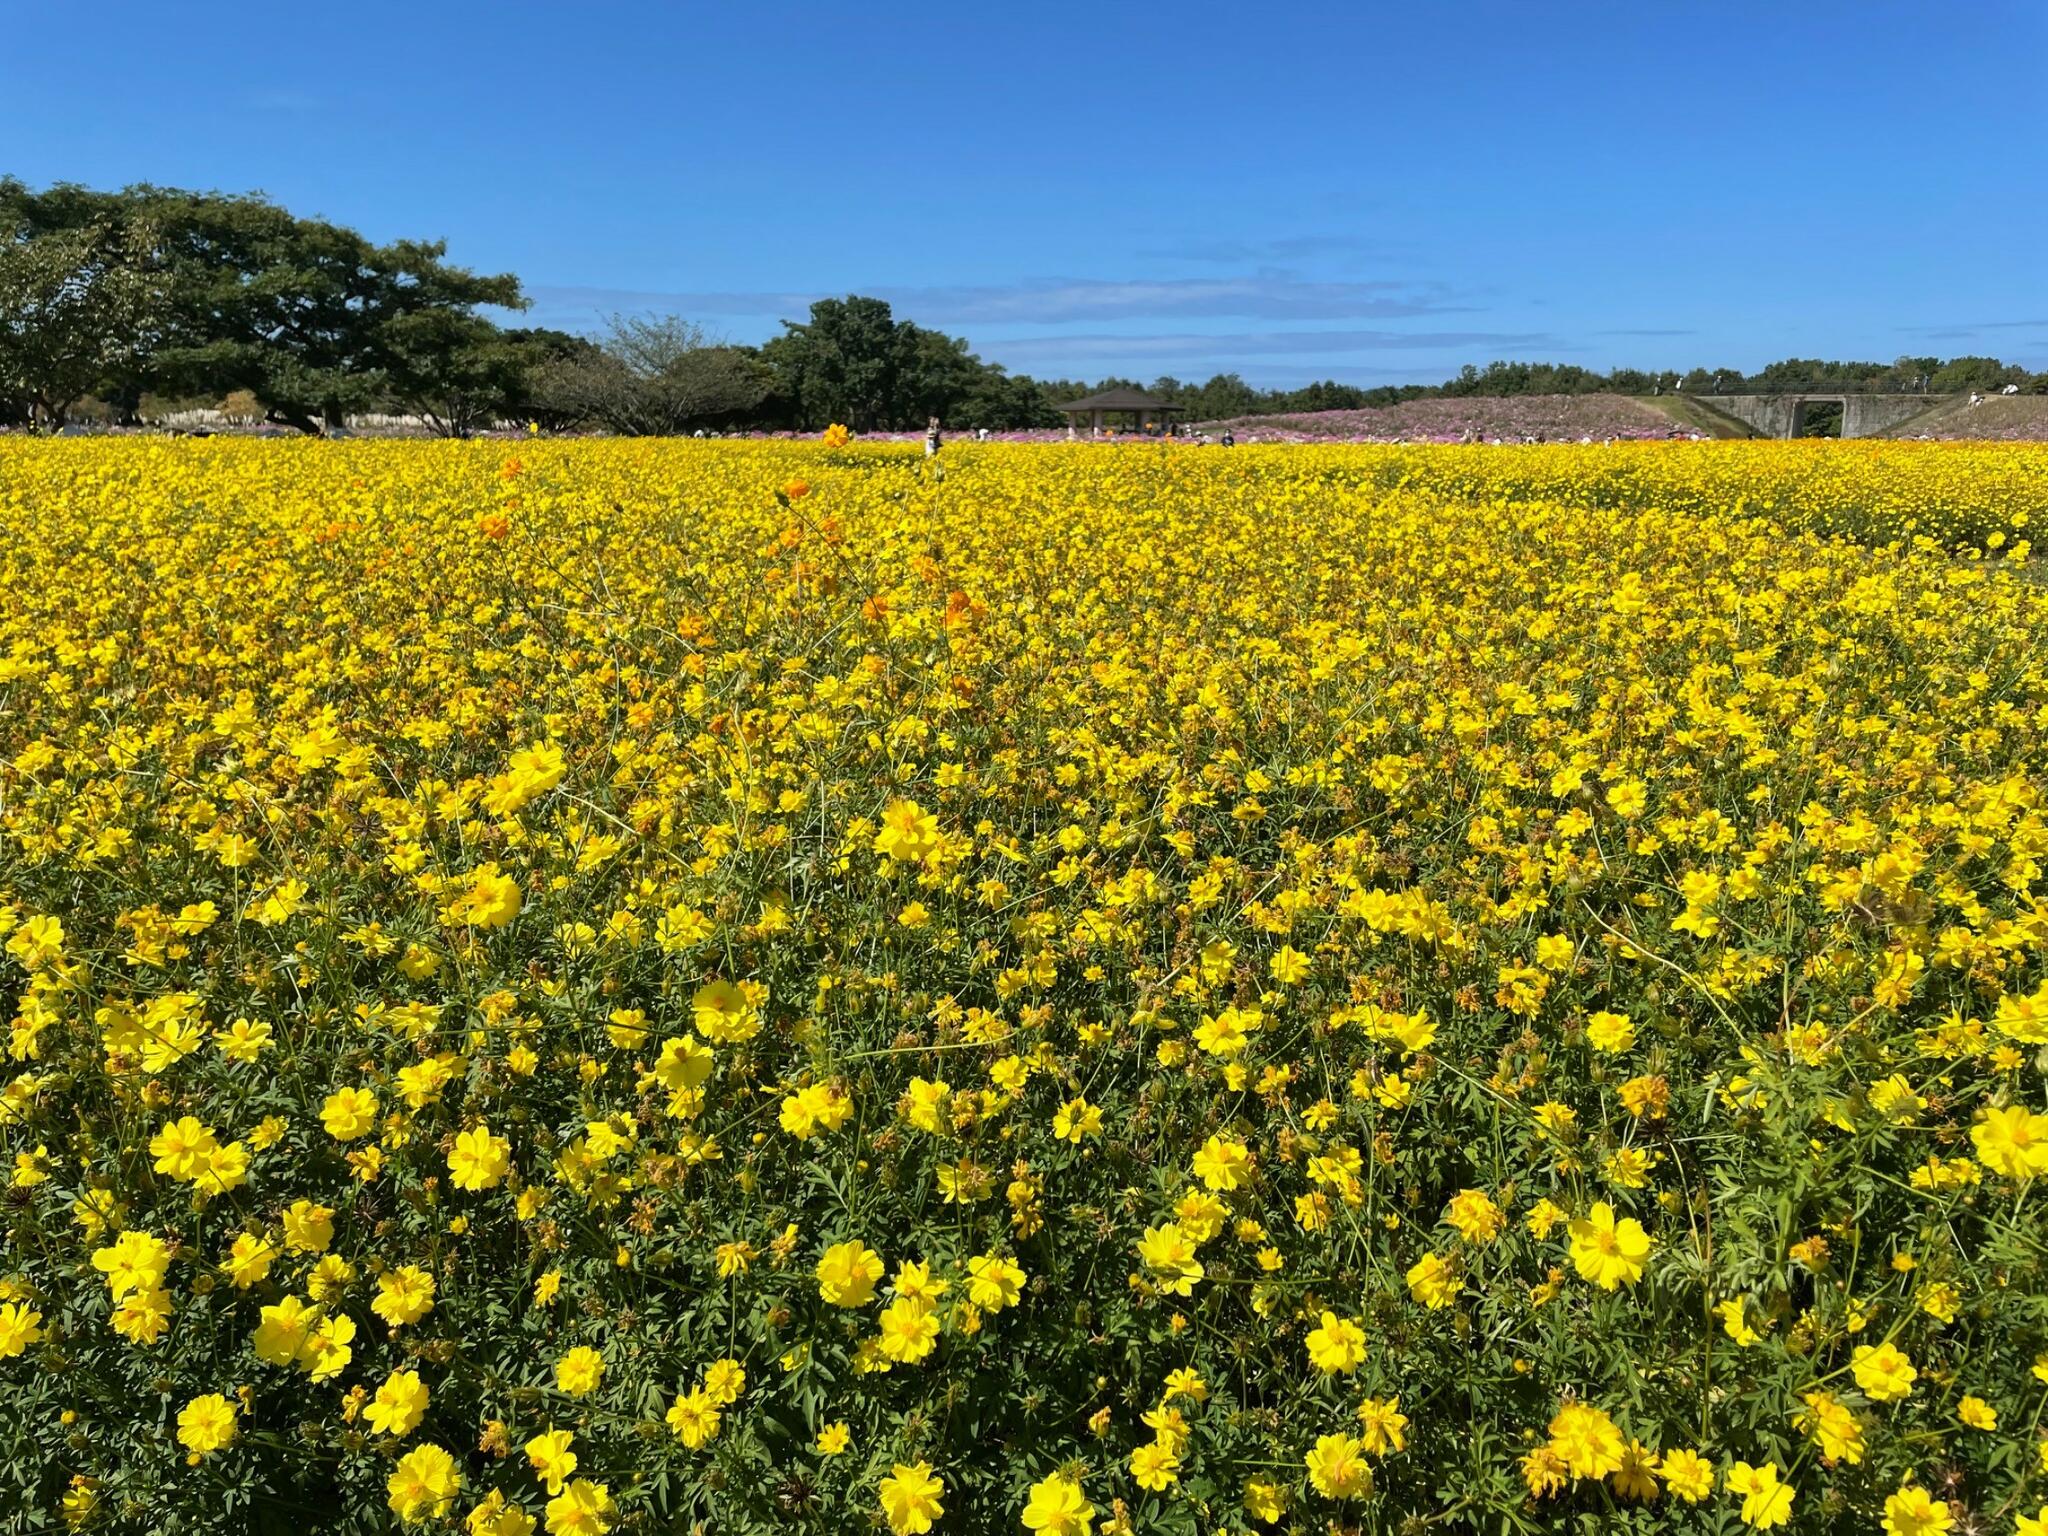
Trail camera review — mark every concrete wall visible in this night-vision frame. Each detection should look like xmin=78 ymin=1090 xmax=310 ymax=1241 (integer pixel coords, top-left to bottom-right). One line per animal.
xmin=1841 ymin=395 xmax=1947 ymax=437
xmin=1699 ymin=395 xmax=1802 ymax=438
xmin=1692 ymin=394 xmax=1953 ymax=439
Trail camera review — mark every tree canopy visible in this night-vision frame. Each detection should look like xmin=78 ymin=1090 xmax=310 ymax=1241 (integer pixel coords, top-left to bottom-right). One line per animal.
xmin=0 ymin=209 xmax=166 ymax=428
xmin=2 ymin=179 xmax=528 ymax=431
xmin=529 ymin=315 xmax=774 ymax=436
xmin=756 ymin=296 xmax=1061 ymax=432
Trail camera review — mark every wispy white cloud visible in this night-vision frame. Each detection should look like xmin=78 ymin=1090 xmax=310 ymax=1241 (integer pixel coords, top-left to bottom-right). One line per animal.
xmin=509 ymin=271 xmax=1553 ymax=382
xmin=982 ymin=328 xmax=1562 ymax=367
xmin=1899 ymin=318 xmax=2048 ymax=339
xmin=520 ymin=272 xmax=1475 ymax=331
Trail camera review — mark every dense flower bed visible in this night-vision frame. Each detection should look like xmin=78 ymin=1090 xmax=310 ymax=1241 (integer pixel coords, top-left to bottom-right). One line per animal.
xmin=1906 ymin=398 xmax=2048 ymax=443
xmin=1196 ymin=394 xmax=1685 ymax=443
xmin=0 ymin=439 xmax=2045 ymax=1536
xmin=1348 ymin=439 xmax=2046 ymax=553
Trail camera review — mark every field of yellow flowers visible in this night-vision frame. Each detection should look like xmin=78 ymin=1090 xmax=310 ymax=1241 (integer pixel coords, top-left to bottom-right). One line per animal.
xmin=0 ymin=438 xmax=2045 ymax=1536
xmin=1356 ymin=439 xmax=2043 ymax=555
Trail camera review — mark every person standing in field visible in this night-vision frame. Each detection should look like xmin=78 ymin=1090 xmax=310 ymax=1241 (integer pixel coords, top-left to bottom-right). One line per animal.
xmin=925 ymin=417 xmax=942 ymax=457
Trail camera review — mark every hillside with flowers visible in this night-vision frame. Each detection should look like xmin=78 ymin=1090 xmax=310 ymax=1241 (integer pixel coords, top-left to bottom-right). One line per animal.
xmin=1195 ymin=394 xmax=1691 ymax=443
xmin=0 ymin=438 xmax=2045 ymax=1536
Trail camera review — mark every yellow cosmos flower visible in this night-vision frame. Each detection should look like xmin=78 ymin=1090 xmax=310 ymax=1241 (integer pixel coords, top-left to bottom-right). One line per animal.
xmin=1355 ymin=1397 xmax=1408 ymax=1455
xmin=1129 ymin=1439 xmax=1180 ymax=1490
xmin=1566 ymin=1202 xmax=1651 ymax=1289
xmin=0 ymin=1300 xmax=45 ymax=1359
xmin=281 ymin=1200 xmax=334 ymax=1254
xmin=1191 ymin=1133 xmax=1251 ymax=1191
xmin=1405 ymin=1250 xmax=1461 ymax=1309
xmin=816 ymin=1241 xmax=884 ymax=1307
xmin=176 ymin=1393 xmax=237 ymax=1459
xmin=365 ymin=1369 xmax=430 ymax=1438
xmin=1136 ymin=1223 xmax=1204 ymax=1297
xmin=467 ymin=1492 xmax=536 ymax=1536
xmin=373 ymin=1266 xmax=437 ymax=1328
xmin=965 ymin=1252 xmax=1024 ymax=1312
xmin=543 ymin=1479 xmax=612 ymax=1536
xmin=1020 ymin=1473 xmax=1094 ymax=1536
xmin=1303 ymin=1311 xmax=1367 ymax=1374
xmin=691 ymin=979 xmax=762 ymax=1044
xmin=665 ymin=1388 xmax=720 ymax=1449
xmin=1851 ymin=1341 xmax=1918 ymax=1403
xmin=1880 ymin=1483 xmax=1952 ymax=1536
xmin=1443 ymin=1188 xmax=1504 ymax=1243
xmin=1304 ymin=1432 xmax=1371 ymax=1499
xmin=1545 ymin=1403 xmax=1623 ymax=1480
xmin=320 ymin=1086 xmax=379 ymax=1142
xmin=1052 ymin=1097 xmax=1102 ymax=1143
xmin=1972 ymin=1104 xmax=2048 ymax=1179
xmin=446 ymin=864 xmax=523 ymax=929
xmin=701 ymin=1358 xmax=745 ymax=1406
xmin=387 ymin=1444 xmax=462 ymax=1524
xmin=555 ymin=1346 xmax=604 ymax=1396
xmin=1585 ymin=1010 xmax=1635 ymax=1053
xmin=448 ymin=1124 xmax=512 ymax=1190
xmin=1657 ymin=1448 xmax=1714 ymax=1502
xmin=879 ymin=1461 xmax=945 ymax=1536
xmin=874 ymin=800 xmax=941 ymax=866
xmin=1796 ymin=1389 xmax=1865 ymax=1464
xmin=525 ymin=1428 xmax=578 ymax=1496
xmin=1243 ymin=1478 xmax=1290 ymax=1524
xmin=1726 ymin=1461 xmax=1794 ymax=1530
xmin=222 ymin=1232 xmax=277 ymax=1289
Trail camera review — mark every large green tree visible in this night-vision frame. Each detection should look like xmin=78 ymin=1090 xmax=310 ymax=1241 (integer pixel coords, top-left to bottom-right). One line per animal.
xmin=759 ymin=295 xmax=1040 ymax=431
xmin=529 ymin=314 xmax=774 ymax=435
xmin=0 ymin=208 xmax=165 ymax=428
xmin=1929 ymin=355 xmax=2030 ymax=394
xmin=955 ymin=367 xmax=1064 ymax=430
xmin=380 ymin=309 xmax=531 ymax=438
xmin=761 ymin=295 xmax=906 ymax=430
xmin=0 ymin=178 xmax=525 ymax=433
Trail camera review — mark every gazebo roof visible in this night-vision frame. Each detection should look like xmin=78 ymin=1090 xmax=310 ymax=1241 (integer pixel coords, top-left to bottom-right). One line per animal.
xmin=1055 ymin=388 xmax=1184 ymax=413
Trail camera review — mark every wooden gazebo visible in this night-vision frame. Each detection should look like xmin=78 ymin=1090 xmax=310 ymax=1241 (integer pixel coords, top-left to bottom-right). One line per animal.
xmin=1055 ymin=387 xmax=1184 ymax=437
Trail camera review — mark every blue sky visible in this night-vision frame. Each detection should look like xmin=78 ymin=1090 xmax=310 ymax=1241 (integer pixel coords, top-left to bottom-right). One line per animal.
xmin=5 ymin=1 xmax=2044 ymax=386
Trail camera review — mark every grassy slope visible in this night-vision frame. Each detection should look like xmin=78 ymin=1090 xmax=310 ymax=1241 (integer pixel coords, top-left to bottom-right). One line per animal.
xmin=1879 ymin=394 xmax=2048 ymax=439
xmin=1626 ymin=394 xmax=1758 ymax=438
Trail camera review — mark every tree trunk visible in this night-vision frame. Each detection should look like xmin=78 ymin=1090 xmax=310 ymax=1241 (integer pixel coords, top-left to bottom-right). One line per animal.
xmin=272 ymin=405 xmax=323 ymax=435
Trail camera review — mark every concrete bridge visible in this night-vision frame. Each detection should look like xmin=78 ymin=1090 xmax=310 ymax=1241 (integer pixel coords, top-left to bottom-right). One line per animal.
xmin=1690 ymin=393 xmax=1954 ymax=439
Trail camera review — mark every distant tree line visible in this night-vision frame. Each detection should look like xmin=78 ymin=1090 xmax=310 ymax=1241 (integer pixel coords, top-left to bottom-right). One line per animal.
xmin=1427 ymin=355 xmax=2039 ymax=400
xmin=4 ymin=179 xmax=2042 ymax=434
